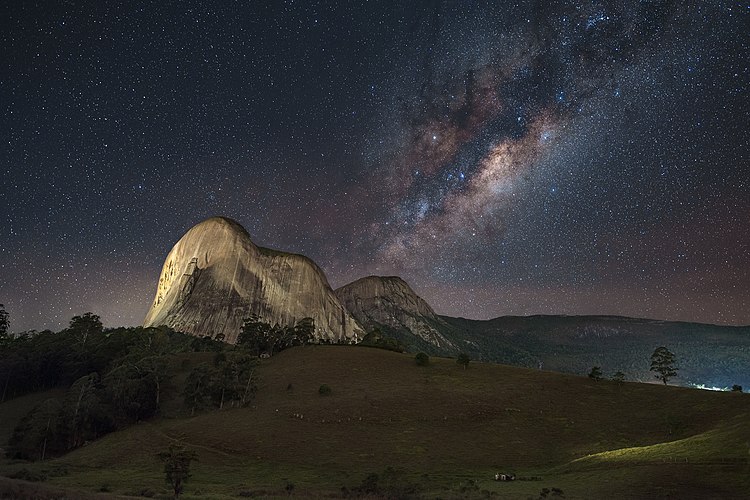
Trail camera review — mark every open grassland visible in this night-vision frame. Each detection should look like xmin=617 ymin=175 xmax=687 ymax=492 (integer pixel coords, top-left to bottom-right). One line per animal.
xmin=1 ymin=345 xmax=749 ymax=498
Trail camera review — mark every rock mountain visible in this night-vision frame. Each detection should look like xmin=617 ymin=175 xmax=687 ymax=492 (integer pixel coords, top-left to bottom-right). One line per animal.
xmin=143 ymin=217 xmax=363 ymax=343
xmin=144 ymin=216 xmax=750 ymax=389
xmin=334 ymin=276 xmax=456 ymax=351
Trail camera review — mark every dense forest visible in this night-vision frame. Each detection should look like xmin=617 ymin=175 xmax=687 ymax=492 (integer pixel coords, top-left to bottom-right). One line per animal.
xmin=0 ymin=307 xmax=320 ymax=461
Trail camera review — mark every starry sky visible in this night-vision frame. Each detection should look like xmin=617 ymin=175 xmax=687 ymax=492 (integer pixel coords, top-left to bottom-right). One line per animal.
xmin=2 ymin=1 xmax=748 ymax=332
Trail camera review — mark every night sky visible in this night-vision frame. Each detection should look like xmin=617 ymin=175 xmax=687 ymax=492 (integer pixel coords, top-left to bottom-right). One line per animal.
xmin=2 ymin=1 xmax=748 ymax=332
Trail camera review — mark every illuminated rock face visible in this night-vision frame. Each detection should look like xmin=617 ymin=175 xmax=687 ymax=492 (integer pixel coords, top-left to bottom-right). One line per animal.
xmin=335 ymin=276 xmax=455 ymax=349
xmin=143 ymin=217 xmax=364 ymax=343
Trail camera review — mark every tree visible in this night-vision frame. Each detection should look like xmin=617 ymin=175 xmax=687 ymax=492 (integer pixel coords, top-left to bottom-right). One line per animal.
xmin=587 ymin=366 xmax=602 ymax=381
xmin=612 ymin=371 xmax=626 ymax=383
xmin=456 ymin=353 xmax=470 ymax=369
xmin=103 ymin=353 xmax=169 ymax=425
xmin=731 ymin=384 xmax=743 ymax=392
xmin=650 ymin=346 xmax=678 ymax=385
xmin=67 ymin=313 xmax=103 ymax=347
xmin=0 ymin=303 xmax=9 ymax=341
xmin=237 ymin=314 xmax=273 ymax=355
xmin=183 ymin=363 xmax=215 ymax=415
xmin=184 ymin=354 xmax=256 ymax=413
xmin=415 ymin=352 xmax=429 ymax=366
xmin=361 ymin=329 xmax=407 ymax=352
xmin=159 ymin=444 xmax=197 ymax=499
xmin=8 ymin=398 xmax=64 ymax=460
xmin=293 ymin=317 xmax=316 ymax=344
xmin=62 ymin=373 xmax=105 ymax=449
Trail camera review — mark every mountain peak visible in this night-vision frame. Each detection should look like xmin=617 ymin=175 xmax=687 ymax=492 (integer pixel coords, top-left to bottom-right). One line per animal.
xmin=143 ymin=217 xmax=364 ymax=343
xmin=335 ymin=275 xmax=455 ymax=350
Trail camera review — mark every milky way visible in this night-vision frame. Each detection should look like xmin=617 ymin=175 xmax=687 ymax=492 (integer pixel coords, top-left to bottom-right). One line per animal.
xmin=1 ymin=1 xmax=748 ymax=331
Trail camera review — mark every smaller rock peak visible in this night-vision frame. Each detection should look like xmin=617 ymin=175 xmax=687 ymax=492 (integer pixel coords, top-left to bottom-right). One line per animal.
xmin=348 ymin=275 xmax=410 ymax=288
xmin=335 ymin=275 xmax=437 ymax=317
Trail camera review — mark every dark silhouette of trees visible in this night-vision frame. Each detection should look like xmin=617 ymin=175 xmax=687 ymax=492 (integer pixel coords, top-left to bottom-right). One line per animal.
xmin=0 ymin=303 xmax=9 ymax=341
xmin=8 ymin=398 xmax=65 ymax=460
xmin=159 ymin=444 xmax=198 ymax=499
xmin=183 ymin=354 xmax=257 ymax=414
xmin=360 ymin=328 xmax=407 ymax=352
xmin=588 ymin=366 xmax=602 ymax=381
xmin=62 ymin=373 xmax=109 ymax=449
xmin=183 ymin=363 xmax=215 ymax=415
xmin=415 ymin=352 xmax=429 ymax=366
xmin=456 ymin=353 xmax=471 ymax=369
xmin=650 ymin=346 xmax=678 ymax=385
xmin=238 ymin=315 xmax=315 ymax=355
xmin=67 ymin=312 xmax=103 ymax=347
xmin=2 ymin=315 xmax=260 ymax=461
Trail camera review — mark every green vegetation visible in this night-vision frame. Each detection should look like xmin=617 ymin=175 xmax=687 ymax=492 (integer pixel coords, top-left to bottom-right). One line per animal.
xmin=159 ymin=444 xmax=198 ymax=499
xmin=731 ymin=384 xmax=742 ymax=392
xmin=414 ymin=352 xmax=429 ymax=366
xmin=587 ymin=366 xmax=602 ymax=381
xmin=237 ymin=315 xmax=315 ymax=356
xmin=1 ymin=316 xmax=749 ymax=498
xmin=0 ymin=304 xmax=9 ymax=344
xmin=360 ymin=328 xmax=407 ymax=352
xmin=183 ymin=352 xmax=257 ymax=413
xmin=650 ymin=346 xmax=678 ymax=385
xmin=456 ymin=352 xmax=470 ymax=369
xmin=0 ymin=314 xmax=252 ymax=461
xmin=318 ymin=384 xmax=332 ymax=396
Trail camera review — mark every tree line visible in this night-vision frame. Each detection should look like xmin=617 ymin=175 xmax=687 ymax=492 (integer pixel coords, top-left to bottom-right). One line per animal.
xmin=0 ymin=308 xmax=324 ymax=461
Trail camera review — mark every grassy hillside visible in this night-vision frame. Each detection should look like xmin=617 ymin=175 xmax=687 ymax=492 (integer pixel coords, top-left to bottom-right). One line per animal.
xmin=1 ymin=346 xmax=749 ymax=499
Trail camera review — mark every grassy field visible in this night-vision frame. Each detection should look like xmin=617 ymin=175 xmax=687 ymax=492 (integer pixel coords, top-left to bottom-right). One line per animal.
xmin=1 ymin=345 xmax=749 ymax=498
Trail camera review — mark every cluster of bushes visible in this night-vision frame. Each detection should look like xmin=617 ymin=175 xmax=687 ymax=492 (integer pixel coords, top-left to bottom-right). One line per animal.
xmin=341 ymin=467 xmax=421 ymax=499
xmin=236 ymin=315 xmax=316 ymax=355
xmin=359 ymin=329 xmax=407 ymax=353
xmin=587 ymin=366 xmax=626 ymax=382
xmin=183 ymin=352 xmax=257 ymax=414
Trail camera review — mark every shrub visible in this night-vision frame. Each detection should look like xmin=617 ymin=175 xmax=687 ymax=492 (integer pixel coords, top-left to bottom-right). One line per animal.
xmin=731 ymin=384 xmax=743 ymax=392
xmin=588 ymin=366 xmax=602 ymax=381
xmin=9 ymin=468 xmax=47 ymax=482
xmin=319 ymin=384 xmax=332 ymax=396
xmin=456 ymin=353 xmax=470 ymax=369
xmin=415 ymin=352 xmax=429 ymax=366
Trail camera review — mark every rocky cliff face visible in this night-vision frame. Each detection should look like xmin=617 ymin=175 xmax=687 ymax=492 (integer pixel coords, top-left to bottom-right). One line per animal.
xmin=143 ymin=217 xmax=364 ymax=343
xmin=334 ymin=276 xmax=455 ymax=349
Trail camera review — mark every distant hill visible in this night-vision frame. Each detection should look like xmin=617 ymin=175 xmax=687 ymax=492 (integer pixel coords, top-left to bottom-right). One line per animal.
xmin=441 ymin=314 xmax=750 ymax=389
xmin=336 ymin=276 xmax=750 ymax=389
